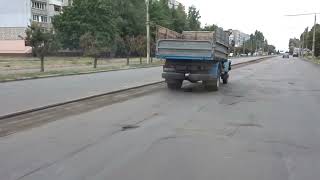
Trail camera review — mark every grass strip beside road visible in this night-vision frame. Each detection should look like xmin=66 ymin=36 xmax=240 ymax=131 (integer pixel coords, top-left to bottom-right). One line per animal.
xmin=0 ymin=56 xmax=272 ymax=83
xmin=0 ymin=61 xmax=163 ymax=83
xmin=304 ymin=56 xmax=320 ymax=64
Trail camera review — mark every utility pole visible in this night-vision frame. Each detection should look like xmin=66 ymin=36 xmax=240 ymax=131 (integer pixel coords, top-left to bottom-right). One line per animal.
xmin=312 ymin=14 xmax=317 ymax=60
xmin=302 ymin=28 xmax=305 ymax=57
xmin=146 ymin=0 xmax=151 ymax=64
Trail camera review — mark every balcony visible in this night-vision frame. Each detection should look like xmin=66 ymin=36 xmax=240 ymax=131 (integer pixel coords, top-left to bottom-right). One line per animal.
xmin=49 ymin=0 xmax=64 ymax=6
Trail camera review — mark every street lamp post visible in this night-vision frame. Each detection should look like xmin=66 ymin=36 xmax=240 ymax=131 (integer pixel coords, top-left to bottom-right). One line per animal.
xmin=146 ymin=0 xmax=151 ymax=64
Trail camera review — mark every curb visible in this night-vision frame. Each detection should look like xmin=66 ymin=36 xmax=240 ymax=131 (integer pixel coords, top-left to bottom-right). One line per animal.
xmin=229 ymin=56 xmax=275 ymax=67
xmin=0 ymin=81 xmax=165 ymax=120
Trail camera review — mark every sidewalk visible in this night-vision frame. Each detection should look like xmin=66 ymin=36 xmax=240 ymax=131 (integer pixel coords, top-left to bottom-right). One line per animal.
xmin=0 ymin=56 xmax=269 ymax=117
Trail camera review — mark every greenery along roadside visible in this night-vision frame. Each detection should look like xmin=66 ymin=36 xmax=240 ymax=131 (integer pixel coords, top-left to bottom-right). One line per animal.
xmin=25 ymin=0 xmax=276 ymax=72
xmin=52 ymin=0 xmax=203 ymax=55
xmin=289 ymin=24 xmax=320 ymax=57
xmin=23 ymin=0 xmax=204 ymax=72
xmin=0 ymin=60 xmax=163 ymax=83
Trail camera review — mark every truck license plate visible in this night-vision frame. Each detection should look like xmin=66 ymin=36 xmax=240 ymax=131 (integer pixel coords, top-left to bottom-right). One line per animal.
xmin=176 ymin=65 xmax=187 ymax=70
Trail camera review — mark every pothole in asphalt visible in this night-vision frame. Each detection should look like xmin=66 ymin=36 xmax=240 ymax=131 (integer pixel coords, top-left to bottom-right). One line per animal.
xmin=121 ymin=125 xmax=140 ymax=131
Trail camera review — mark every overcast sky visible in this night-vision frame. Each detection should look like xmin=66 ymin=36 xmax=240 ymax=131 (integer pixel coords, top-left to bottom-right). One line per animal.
xmin=179 ymin=0 xmax=320 ymax=50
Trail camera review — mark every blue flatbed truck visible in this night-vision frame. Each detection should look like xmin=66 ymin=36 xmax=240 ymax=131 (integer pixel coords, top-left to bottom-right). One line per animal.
xmin=156 ymin=27 xmax=231 ymax=91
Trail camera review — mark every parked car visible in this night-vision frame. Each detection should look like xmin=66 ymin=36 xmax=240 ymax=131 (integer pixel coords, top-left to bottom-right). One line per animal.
xmin=283 ymin=53 xmax=290 ymax=58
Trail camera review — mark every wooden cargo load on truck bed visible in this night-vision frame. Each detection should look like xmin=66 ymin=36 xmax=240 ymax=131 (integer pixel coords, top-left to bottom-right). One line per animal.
xmin=156 ymin=26 xmax=229 ymax=60
xmin=156 ymin=26 xmax=182 ymax=39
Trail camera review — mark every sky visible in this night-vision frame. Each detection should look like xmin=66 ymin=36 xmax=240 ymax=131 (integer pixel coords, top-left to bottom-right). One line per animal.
xmin=178 ymin=0 xmax=320 ymax=50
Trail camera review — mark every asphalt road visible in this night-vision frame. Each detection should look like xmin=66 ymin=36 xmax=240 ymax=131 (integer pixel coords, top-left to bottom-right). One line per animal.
xmin=0 ymin=57 xmax=260 ymax=117
xmin=2 ymin=56 xmax=319 ymax=180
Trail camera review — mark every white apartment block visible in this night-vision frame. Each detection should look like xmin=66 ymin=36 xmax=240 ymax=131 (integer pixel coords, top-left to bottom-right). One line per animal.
xmin=229 ymin=29 xmax=250 ymax=47
xmin=0 ymin=0 xmax=70 ymax=54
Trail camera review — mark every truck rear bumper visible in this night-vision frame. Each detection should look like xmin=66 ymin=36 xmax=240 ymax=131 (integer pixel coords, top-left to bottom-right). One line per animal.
xmin=162 ymin=72 xmax=216 ymax=81
xmin=162 ymin=72 xmax=185 ymax=80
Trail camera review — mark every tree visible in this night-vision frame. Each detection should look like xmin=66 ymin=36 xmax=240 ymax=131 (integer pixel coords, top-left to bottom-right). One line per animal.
xmin=25 ymin=22 xmax=56 ymax=72
xmin=114 ymin=0 xmax=146 ymax=37
xmin=186 ymin=6 xmax=201 ymax=31
xmin=267 ymin=45 xmax=276 ymax=54
xmin=171 ymin=4 xmax=187 ymax=33
xmin=150 ymin=0 xmax=172 ymax=29
xmin=52 ymin=0 xmax=117 ymax=50
xmin=123 ymin=36 xmax=136 ymax=64
xmin=240 ymin=30 xmax=276 ymax=55
xmin=300 ymin=27 xmax=309 ymax=49
xmin=303 ymin=24 xmax=320 ymax=57
xmin=202 ymin=24 xmax=218 ymax=31
xmin=79 ymin=32 xmax=111 ymax=68
xmin=314 ymin=25 xmax=320 ymax=57
xmin=288 ymin=38 xmax=300 ymax=54
xmin=134 ymin=35 xmax=147 ymax=62
xmin=52 ymin=0 xmax=202 ymax=57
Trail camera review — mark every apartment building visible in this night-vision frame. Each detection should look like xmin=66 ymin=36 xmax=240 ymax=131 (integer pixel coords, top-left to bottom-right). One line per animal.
xmin=0 ymin=0 xmax=69 ymax=54
xmin=229 ymin=29 xmax=250 ymax=47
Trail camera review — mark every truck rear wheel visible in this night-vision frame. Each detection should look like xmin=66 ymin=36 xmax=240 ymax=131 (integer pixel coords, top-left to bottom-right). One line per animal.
xmin=203 ymin=78 xmax=220 ymax=91
xmin=167 ymin=80 xmax=183 ymax=90
xmin=222 ymin=73 xmax=229 ymax=84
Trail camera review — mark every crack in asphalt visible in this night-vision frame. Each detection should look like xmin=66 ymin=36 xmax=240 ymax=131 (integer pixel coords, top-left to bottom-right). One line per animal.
xmin=263 ymin=140 xmax=310 ymax=150
xmin=15 ymin=112 xmax=161 ymax=179
xmin=15 ymin=127 xmax=123 ymax=180
xmin=228 ymin=122 xmax=263 ymax=128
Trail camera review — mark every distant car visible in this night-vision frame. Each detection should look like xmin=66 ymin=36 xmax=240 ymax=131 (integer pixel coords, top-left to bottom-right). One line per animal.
xmin=293 ymin=48 xmax=300 ymax=57
xmin=283 ymin=53 xmax=289 ymax=58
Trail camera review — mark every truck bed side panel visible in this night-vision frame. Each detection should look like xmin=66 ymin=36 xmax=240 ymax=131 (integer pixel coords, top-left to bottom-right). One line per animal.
xmin=157 ymin=40 xmax=213 ymax=60
xmin=157 ymin=39 xmax=228 ymax=60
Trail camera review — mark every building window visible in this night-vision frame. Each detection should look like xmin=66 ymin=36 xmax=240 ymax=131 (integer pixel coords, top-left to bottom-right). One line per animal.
xmin=54 ymin=5 xmax=61 ymax=12
xmin=32 ymin=15 xmax=47 ymax=23
xmin=32 ymin=1 xmax=47 ymax=10
xmin=41 ymin=16 xmax=48 ymax=23
xmin=33 ymin=15 xmax=39 ymax=22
